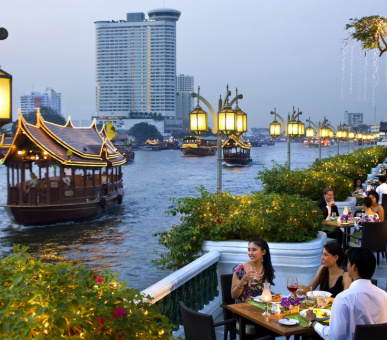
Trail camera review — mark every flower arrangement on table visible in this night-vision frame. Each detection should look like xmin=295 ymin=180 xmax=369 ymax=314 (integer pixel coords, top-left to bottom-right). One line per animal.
xmin=341 ymin=214 xmax=354 ymax=223
xmin=280 ymin=295 xmax=301 ymax=314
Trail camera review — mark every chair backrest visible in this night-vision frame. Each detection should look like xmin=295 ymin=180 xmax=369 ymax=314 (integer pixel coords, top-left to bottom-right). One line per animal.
xmin=220 ymin=274 xmax=234 ymax=321
xmin=179 ymin=301 xmax=216 ymax=340
xmin=382 ymin=194 xmax=387 ymax=211
xmin=361 ymin=221 xmax=387 ymax=252
xmin=354 ymin=322 xmax=387 ymax=340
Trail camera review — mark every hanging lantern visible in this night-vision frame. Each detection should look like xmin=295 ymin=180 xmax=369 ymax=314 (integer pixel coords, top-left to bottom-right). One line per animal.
xmin=320 ymin=127 xmax=330 ymax=139
xmin=189 ymin=104 xmax=208 ymax=135
xmin=287 ymin=119 xmax=300 ymax=138
xmin=328 ymin=129 xmax=334 ymax=139
xmin=0 ymin=68 xmax=12 ymax=127
xmin=306 ymin=126 xmax=315 ymax=139
xmin=297 ymin=120 xmax=305 ymax=138
xmin=348 ymin=131 xmax=355 ymax=140
xmin=356 ymin=132 xmax=363 ymax=140
xmin=218 ymin=104 xmax=237 ymax=135
xmin=234 ymin=105 xmax=248 ymax=135
xmin=269 ymin=119 xmax=281 ymax=139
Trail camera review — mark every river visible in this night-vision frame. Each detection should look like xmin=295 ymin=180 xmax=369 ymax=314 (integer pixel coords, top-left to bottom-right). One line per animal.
xmin=0 ymin=141 xmax=356 ymax=290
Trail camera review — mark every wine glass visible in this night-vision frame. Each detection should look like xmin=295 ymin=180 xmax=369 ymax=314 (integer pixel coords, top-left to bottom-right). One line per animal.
xmin=331 ymin=212 xmax=336 ymax=219
xmin=250 ymin=268 xmax=258 ymax=287
xmin=296 ymin=287 xmax=304 ymax=298
xmin=348 ymin=207 xmax=352 ymax=217
xmin=304 ymin=296 xmax=316 ymax=310
xmin=316 ymin=297 xmax=326 ymax=309
xmin=287 ymin=276 xmax=298 ymax=296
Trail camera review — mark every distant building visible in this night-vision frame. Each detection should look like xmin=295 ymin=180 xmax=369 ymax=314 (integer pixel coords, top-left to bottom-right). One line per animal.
xmin=176 ymin=74 xmax=194 ymax=132
xmin=95 ymin=9 xmax=181 ymax=117
xmin=20 ymin=88 xmax=62 ymax=115
xmin=344 ymin=111 xmax=363 ymax=127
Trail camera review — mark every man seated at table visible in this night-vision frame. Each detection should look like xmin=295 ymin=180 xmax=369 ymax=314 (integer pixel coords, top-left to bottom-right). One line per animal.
xmin=376 ymin=175 xmax=387 ymax=204
xmin=305 ymin=247 xmax=387 ymax=340
xmin=318 ymin=188 xmax=342 ymax=245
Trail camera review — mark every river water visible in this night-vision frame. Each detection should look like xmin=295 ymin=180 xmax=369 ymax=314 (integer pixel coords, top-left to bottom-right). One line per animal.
xmin=0 ymin=141 xmax=356 ymax=290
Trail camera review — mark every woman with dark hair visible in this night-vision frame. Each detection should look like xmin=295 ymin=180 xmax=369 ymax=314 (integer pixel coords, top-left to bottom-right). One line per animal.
xmin=353 ymin=177 xmax=363 ymax=193
xmin=368 ymin=190 xmax=384 ymax=221
xmin=231 ymin=237 xmax=275 ymax=303
xmin=299 ymin=242 xmax=352 ymax=297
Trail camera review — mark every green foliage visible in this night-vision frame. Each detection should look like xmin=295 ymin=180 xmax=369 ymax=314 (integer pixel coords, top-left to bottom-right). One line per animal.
xmin=256 ymin=164 xmax=353 ymax=201
xmin=0 ymin=245 xmax=175 ymax=340
xmin=127 ymin=122 xmax=163 ymax=144
xmin=153 ymin=187 xmax=321 ymax=270
xmin=346 ymin=16 xmax=387 ymax=57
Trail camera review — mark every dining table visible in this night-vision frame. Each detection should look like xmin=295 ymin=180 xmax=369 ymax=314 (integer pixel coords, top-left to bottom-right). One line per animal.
xmin=322 ymin=219 xmax=355 ymax=249
xmin=226 ymin=302 xmax=317 ymax=340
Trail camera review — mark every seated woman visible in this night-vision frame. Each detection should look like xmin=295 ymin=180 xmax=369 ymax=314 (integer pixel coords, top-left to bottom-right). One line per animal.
xmin=368 ymin=190 xmax=384 ymax=221
xmin=353 ymin=177 xmax=363 ymax=193
xmin=231 ymin=237 xmax=275 ymax=303
xmin=350 ymin=196 xmax=380 ymax=247
xmin=299 ymin=242 xmax=351 ymax=298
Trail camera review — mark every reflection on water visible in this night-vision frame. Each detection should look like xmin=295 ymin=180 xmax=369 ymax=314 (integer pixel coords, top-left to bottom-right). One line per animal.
xmin=0 ymin=142 xmax=356 ymax=290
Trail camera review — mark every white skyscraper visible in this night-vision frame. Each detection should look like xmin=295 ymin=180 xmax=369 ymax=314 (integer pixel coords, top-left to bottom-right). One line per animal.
xmin=95 ymin=9 xmax=181 ymax=117
xmin=176 ymin=74 xmax=194 ymax=131
xmin=20 ymin=88 xmax=62 ymax=115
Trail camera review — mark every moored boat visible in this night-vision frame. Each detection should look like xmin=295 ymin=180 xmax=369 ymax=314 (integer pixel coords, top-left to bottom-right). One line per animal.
xmin=0 ymin=110 xmax=126 ymax=225
xmin=222 ymin=134 xmax=252 ymax=166
xmin=111 ymin=133 xmax=135 ymax=163
xmin=302 ymin=137 xmax=328 ymax=147
xmin=181 ymin=136 xmax=217 ymax=156
xmin=140 ymin=139 xmax=163 ymax=151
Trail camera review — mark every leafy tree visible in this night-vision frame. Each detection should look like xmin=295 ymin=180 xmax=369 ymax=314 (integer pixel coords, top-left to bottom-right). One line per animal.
xmin=11 ymin=106 xmax=66 ymax=134
xmin=346 ymin=16 xmax=387 ymax=57
xmin=127 ymin=122 xmax=163 ymax=144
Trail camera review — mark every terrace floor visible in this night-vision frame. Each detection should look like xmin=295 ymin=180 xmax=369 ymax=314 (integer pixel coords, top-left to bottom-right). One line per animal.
xmin=214 ymin=255 xmax=387 ymax=339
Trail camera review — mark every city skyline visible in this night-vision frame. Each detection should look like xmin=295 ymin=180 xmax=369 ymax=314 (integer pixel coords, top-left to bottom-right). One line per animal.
xmin=1 ymin=0 xmax=387 ymax=130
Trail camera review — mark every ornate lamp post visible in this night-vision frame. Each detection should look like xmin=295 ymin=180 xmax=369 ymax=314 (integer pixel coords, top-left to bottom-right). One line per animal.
xmin=189 ymin=86 xmax=246 ymax=193
xmin=306 ymin=117 xmax=329 ymax=160
xmin=269 ymin=107 xmax=304 ymax=169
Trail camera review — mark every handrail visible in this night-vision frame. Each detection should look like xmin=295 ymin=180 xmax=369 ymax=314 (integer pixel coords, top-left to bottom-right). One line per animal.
xmin=141 ymin=250 xmax=220 ymax=303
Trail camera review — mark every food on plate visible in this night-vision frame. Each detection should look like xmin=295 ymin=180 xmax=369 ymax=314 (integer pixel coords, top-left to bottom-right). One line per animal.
xmin=272 ymin=293 xmax=281 ymax=302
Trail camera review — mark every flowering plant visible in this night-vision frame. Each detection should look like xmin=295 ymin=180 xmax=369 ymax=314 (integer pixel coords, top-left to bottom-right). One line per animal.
xmin=341 ymin=214 xmax=354 ymax=221
xmin=280 ymin=295 xmax=301 ymax=310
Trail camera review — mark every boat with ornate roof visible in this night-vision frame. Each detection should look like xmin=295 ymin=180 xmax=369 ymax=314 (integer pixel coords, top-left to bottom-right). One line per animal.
xmin=111 ymin=133 xmax=135 ymax=163
xmin=0 ymin=109 xmax=126 ymax=225
xmin=222 ymin=134 xmax=252 ymax=166
xmin=0 ymin=133 xmax=13 ymax=160
xmin=181 ymin=136 xmax=217 ymax=156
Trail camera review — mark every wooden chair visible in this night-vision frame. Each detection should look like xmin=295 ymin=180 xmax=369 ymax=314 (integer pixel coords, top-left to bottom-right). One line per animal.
xmin=179 ymin=301 xmax=236 ymax=340
xmin=345 ymin=221 xmax=387 ymax=264
xmin=354 ymin=322 xmax=387 ymax=340
xmin=220 ymin=274 xmax=272 ymax=340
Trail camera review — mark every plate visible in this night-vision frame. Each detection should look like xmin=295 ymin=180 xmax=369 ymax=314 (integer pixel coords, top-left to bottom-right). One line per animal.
xmin=254 ymin=294 xmax=279 ymax=303
xmin=300 ymin=309 xmax=331 ymax=319
xmin=340 ymin=223 xmax=349 ymax=225
xmin=279 ymin=318 xmax=299 ymax=326
xmin=306 ymin=291 xmax=332 ymax=298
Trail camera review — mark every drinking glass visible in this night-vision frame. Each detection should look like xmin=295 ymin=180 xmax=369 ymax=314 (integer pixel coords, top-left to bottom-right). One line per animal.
xmin=250 ymin=268 xmax=258 ymax=287
xmin=296 ymin=288 xmax=304 ymax=297
xmin=304 ymin=297 xmax=316 ymax=309
xmin=316 ymin=297 xmax=326 ymax=309
xmin=332 ymin=212 xmax=336 ymax=218
xmin=348 ymin=207 xmax=352 ymax=216
xmin=287 ymin=276 xmax=298 ymax=296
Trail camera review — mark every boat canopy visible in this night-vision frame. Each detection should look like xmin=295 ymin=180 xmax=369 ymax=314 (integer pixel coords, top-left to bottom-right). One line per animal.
xmin=222 ymin=135 xmax=251 ymax=150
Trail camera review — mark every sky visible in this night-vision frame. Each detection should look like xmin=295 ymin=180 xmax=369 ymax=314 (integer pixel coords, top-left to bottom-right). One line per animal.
xmin=1 ymin=0 xmax=387 ymax=129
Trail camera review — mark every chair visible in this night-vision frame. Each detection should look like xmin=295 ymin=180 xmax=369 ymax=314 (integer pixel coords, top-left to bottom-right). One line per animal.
xmin=354 ymin=322 xmax=387 ymax=340
xmin=179 ymin=301 xmax=236 ymax=340
xmin=345 ymin=221 xmax=387 ymax=264
xmin=381 ymin=194 xmax=387 ymax=218
xmin=220 ymin=274 xmax=272 ymax=340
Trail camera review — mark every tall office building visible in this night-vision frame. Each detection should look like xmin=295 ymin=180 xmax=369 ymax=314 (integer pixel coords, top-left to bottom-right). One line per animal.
xmin=344 ymin=110 xmax=363 ymax=127
xmin=176 ymin=74 xmax=194 ymax=131
xmin=95 ymin=9 xmax=181 ymax=117
xmin=20 ymin=88 xmax=62 ymax=115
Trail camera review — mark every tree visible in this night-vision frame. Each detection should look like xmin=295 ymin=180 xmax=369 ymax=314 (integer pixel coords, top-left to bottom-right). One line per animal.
xmin=127 ymin=122 xmax=163 ymax=144
xmin=346 ymin=16 xmax=387 ymax=57
xmin=11 ymin=106 xmax=66 ymax=134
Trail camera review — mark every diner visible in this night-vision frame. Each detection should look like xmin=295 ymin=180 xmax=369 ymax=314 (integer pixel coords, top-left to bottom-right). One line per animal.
xmin=368 ymin=191 xmax=385 ymax=221
xmin=231 ymin=237 xmax=275 ymax=303
xmin=353 ymin=177 xmax=363 ymax=193
xmin=305 ymin=248 xmax=387 ymax=340
xmin=376 ymin=175 xmax=387 ymax=204
xmin=299 ymin=242 xmax=352 ymax=298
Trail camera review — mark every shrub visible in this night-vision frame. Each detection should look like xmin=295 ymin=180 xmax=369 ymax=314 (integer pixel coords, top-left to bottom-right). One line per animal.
xmin=153 ymin=187 xmax=322 ymax=270
xmin=256 ymin=163 xmax=353 ymax=201
xmin=0 ymin=245 xmax=174 ymax=340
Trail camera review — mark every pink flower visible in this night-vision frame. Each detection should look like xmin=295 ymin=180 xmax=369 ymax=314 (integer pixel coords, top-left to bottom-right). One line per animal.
xmin=92 ymin=274 xmax=97 ymax=279
xmin=98 ymin=317 xmax=105 ymax=325
xmin=97 ymin=276 xmax=104 ymax=283
xmin=112 ymin=307 xmax=127 ymax=318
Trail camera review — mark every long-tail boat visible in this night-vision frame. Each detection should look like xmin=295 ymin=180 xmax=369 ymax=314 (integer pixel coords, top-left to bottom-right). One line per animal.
xmin=181 ymin=136 xmax=217 ymax=156
xmin=0 ymin=110 xmax=126 ymax=225
xmin=222 ymin=134 xmax=252 ymax=166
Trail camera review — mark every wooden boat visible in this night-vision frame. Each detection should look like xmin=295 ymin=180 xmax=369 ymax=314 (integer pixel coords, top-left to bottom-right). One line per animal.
xmin=302 ymin=137 xmax=328 ymax=148
xmin=111 ymin=133 xmax=135 ymax=163
xmin=222 ymin=134 xmax=252 ymax=166
xmin=140 ymin=139 xmax=163 ymax=151
xmin=0 ymin=133 xmax=13 ymax=160
xmin=181 ymin=136 xmax=217 ymax=156
xmin=0 ymin=111 xmax=126 ymax=226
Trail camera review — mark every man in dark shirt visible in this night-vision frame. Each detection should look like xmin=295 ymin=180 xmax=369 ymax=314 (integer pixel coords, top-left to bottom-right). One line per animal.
xmin=318 ymin=188 xmax=342 ymax=245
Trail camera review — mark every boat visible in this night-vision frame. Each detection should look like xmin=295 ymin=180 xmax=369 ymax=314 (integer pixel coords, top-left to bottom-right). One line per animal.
xmin=111 ymin=133 xmax=135 ymax=163
xmin=0 ymin=110 xmax=126 ymax=226
xmin=0 ymin=133 xmax=13 ymax=160
xmin=181 ymin=136 xmax=217 ymax=156
xmin=140 ymin=139 xmax=163 ymax=151
xmin=222 ymin=134 xmax=252 ymax=166
xmin=302 ymin=137 xmax=328 ymax=147
xmin=250 ymin=140 xmax=262 ymax=147
xmin=266 ymin=139 xmax=275 ymax=146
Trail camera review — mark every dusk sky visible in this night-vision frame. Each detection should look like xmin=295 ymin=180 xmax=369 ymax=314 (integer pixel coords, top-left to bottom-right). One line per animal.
xmin=1 ymin=0 xmax=387 ymax=129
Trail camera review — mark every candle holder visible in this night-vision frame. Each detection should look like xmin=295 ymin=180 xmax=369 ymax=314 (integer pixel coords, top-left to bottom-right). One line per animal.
xmin=261 ymin=282 xmax=272 ymax=316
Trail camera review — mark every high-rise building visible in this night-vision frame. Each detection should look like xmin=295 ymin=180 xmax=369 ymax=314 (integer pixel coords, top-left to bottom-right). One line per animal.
xmin=20 ymin=88 xmax=62 ymax=115
xmin=176 ymin=74 xmax=194 ymax=131
xmin=95 ymin=9 xmax=181 ymax=117
xmin=344 ymin=111 xmax=363 ymax=127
